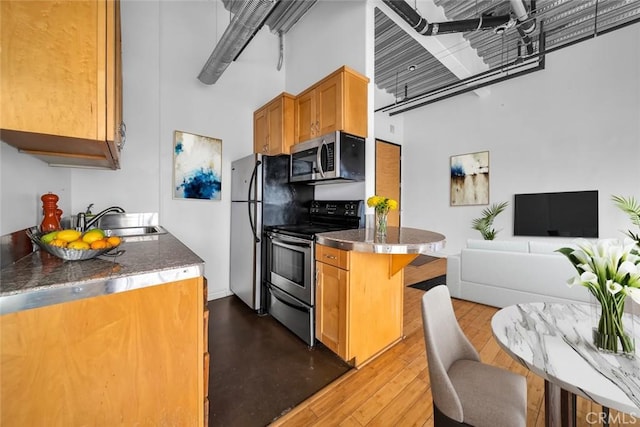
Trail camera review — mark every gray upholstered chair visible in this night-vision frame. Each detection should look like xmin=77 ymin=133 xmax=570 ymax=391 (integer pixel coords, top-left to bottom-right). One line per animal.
xmin=421 ymin=285 xmax=527 ymax=427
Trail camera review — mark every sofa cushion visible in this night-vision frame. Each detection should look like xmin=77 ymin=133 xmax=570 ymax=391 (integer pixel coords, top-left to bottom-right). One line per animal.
xmin=460 ymin=249 xmax=586 ymax=301
xmin=466 ymin=239 xmax=529 ymax=253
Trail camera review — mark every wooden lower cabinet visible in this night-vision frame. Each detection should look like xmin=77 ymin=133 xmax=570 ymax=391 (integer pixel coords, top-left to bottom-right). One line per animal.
xmin=0 ymin=277 xmax=207 ymax=426
xmin=316 ymin=244 xmax=405 ymax=367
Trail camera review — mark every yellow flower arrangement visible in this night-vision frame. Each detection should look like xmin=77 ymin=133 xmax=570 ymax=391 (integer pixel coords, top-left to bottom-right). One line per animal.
xmin=367 ymin=195 xmax=398 ymax=237
xmin=367 ymin=195 xmax=398 ymax=214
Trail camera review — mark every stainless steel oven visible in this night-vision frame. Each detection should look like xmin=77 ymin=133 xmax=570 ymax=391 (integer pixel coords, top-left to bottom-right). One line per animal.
xmin=266 ymin=232 xmax=314 ymax=305
xmin=265 ymin=231 xmax=315 ymax=346
xmin=264 ymin=200 xmax=364 ymax=347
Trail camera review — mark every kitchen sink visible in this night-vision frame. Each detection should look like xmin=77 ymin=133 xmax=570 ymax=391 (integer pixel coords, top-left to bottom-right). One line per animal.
xmin=104 ymin=225 xmax=167 ymax=238
xmin=60 ymin=213 xmax=167 ymax=242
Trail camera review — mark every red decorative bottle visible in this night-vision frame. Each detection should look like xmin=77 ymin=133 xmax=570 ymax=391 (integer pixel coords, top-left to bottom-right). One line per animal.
xmin=40 ymin=193 xmax=61 ymax=232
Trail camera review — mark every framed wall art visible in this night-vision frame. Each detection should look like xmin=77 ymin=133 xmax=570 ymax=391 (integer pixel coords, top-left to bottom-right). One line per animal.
xmin=173 ymin=130 xmax=222 ymax=201
xmin=450 ymin=151 xmax=489 ymax=206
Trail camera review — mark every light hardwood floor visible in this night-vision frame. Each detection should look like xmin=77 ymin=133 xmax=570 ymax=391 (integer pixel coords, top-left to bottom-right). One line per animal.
xmin=272 ymin=258 xmax=632 ymax=427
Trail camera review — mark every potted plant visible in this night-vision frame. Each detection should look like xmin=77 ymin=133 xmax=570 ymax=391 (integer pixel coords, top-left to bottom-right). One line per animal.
xmin=612 ymin=195 xmax=640 ymax=244
xmin=471 ymin=201 xmax=508 ymax=240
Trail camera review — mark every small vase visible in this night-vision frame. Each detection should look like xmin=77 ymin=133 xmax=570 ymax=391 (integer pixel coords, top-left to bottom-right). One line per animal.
xmin=591 ymin=294 xmax=636 ymax=357
xmin=375 ymin=209 xmax=388 ymax=238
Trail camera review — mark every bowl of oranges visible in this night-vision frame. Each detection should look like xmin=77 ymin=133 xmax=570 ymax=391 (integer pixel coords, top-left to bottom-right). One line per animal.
xmin=27 ymin=227 xmax=122 ymax=261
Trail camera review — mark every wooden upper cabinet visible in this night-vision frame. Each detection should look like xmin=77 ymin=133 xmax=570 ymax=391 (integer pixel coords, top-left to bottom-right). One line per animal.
xmin=295 ymin=66 xmax=369 ymax=143
xmin=0 ymin=0 xmax=123 ymax=170
xmin=253 ymin=93 xmax=295 ymax=155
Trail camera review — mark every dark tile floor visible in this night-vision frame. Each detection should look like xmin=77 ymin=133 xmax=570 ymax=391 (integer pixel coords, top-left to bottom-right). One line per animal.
xmin=208 ymin=295 xmax=351 ymax=427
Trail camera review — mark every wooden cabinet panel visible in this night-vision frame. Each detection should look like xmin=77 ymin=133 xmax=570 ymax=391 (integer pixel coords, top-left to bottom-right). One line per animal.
xmin=295 ymin=90 xmax=316 ymax=143
xmin=316 ymin=261 xmax=348 ymax=358
xmin=315 ymin=244 xmax=405 ymax=367
xmin=0 ymin=0 xmax=123 ymax=169
xmin=294 ymin=66 xmax=369 ymax=143
xmin=0 ymin=277 xmax=206 ymax=426
xmin=316 ymin=73 xmax=343 ymax=136
xmin=253 ymin=93 xmax=295 ymax=155
xmin=254 ymin=107 xmax=268 ymax=154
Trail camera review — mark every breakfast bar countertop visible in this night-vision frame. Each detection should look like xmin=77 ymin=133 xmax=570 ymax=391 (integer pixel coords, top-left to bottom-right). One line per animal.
xmin=316 ymin=227 xmax=446 ymax=254
xmin=0 ymin=232 xmax=204 ymax=315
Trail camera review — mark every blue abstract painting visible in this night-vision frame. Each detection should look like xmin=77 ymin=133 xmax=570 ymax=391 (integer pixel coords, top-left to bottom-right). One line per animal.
xmin=173 ymin=131 xmax=222 ymax=200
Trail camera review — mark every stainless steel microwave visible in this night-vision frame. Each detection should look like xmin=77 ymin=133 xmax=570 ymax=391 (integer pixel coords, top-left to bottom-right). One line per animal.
xmin=290 ymin=131 xmax=365 ymax=184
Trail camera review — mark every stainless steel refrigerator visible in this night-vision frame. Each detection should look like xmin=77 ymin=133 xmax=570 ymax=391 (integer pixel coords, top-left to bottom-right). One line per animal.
xmin=230 ymin=153 xmax=313 ymax=312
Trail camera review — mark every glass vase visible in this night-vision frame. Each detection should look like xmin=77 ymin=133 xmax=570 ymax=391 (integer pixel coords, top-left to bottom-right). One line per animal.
xmin=375 ymin=209 xmax=388 ymax=238
xmin=591 ymin=294 xmax=636 ymax=357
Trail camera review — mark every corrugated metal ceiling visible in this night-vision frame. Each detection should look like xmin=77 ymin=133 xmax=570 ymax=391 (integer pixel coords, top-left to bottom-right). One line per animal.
xmin=376 ymin=0 xmax=640 ymax=109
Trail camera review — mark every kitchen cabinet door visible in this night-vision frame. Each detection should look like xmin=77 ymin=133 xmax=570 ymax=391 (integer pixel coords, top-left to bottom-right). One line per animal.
xmin=316 ymin=261 xmax=349 ymax=359
xmin=316 ymin=73 xmax=343 ymax=137
xmin=294 ymin=66 xmax=369 ymax=143
xmin=0 ymin=0 xmax=123 ymax=169
xmin=0 ymin=277 xmax=206 ymax=425
xmin=253 ymin=93 xmax=295 ymax=155
xmin=295 ymin=89 xmax=316 ymax=144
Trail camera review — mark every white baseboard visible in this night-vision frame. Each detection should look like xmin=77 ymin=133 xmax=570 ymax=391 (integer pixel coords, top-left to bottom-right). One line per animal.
xmin=208 ymin=288 xmax=233 ymax=301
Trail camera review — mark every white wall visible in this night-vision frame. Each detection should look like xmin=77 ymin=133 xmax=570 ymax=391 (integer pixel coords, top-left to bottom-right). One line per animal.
xmin=398 ymin=24 xmax=640 ymax=255
xmin=285 ymin=0 xmax=370 ymax=202
xmin=0 ymin=144 xmax=71 ymax=234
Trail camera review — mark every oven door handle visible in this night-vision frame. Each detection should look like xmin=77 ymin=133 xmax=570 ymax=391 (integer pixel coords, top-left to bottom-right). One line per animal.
xmin=268 ymin=235 xmax=312 ymax=250
xmin=267 ymin=283 xmax=310 ymax=313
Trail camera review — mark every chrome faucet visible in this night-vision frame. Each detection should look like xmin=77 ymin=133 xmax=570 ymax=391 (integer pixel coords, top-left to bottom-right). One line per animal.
xmin=76 ymin=206 xmax=125 ymax=232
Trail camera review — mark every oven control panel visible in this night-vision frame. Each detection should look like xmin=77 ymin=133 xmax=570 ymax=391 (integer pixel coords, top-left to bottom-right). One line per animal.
xmin=310 ymin=200 xmax=363 ymax=217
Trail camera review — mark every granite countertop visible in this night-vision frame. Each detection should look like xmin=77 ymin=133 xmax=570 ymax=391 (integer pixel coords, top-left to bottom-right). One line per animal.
xmin=316 ymin=227 xmax=446 ymax=254
xmin=0 ymin=232 xmax=204 ymax=315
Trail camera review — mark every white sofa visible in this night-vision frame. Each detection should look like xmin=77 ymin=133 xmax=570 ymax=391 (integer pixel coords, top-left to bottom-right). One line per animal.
xmin=446 ymin=239 xmax=591 ymax=308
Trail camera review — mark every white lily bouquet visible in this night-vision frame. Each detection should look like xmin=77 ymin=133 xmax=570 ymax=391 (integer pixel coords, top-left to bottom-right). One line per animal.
xmin=557 ymin=238 xmax=640 ymax=354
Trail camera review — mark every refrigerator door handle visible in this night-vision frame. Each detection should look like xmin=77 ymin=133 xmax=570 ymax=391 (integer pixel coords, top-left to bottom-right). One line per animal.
xmin=248 ymin=160 xmax=261 ymax=243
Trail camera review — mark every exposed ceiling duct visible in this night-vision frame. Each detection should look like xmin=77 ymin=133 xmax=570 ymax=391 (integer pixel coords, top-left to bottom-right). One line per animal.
xmin=382 ymin=0 xmax=512 ymax=35
xmin=263 ymin=0 xmax=317 ymax=34
xmin=198 ymin=0 xmax=277 ymax=85
xmin=198 ymin=0 xmax=318 ymax=85
xmin=381 ymin=0 xmax=536 ymax=53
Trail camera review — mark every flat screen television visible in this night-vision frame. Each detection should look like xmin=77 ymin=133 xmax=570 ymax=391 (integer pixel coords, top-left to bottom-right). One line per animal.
xmin=513 ymin=190 xmax=598 ymax=237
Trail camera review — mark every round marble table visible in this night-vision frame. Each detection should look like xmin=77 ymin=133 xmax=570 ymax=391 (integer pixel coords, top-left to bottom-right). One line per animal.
xmin=492 ymin=302 xmax=640 ymax=426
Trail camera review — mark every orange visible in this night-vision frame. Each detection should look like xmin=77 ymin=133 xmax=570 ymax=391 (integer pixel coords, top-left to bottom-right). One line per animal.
xmin=106 ymin=236 xmax=121 ymax=247
xmin=90 ymin=239 xmax=108 ymax=250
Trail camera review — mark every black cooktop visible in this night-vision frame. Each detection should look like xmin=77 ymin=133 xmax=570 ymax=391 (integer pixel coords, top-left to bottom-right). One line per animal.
xmin=267 ymin=200 xmax=364 ymax=240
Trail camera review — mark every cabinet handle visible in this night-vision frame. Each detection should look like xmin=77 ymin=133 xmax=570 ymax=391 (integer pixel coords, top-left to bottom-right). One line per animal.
xmin=324 ymin=254 xmax=337 ymax=260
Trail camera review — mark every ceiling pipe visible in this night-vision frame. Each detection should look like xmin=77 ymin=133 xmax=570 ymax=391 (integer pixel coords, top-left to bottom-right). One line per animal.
xmin=381 ymin=0 xmax=536 ymax=53
xmin=511 ymin=0 xmax=536 ymax=56
xmin=381 ymin=0 xmax=511 ymax=36
xmin=198 ymin=0 xmax=278 ymax=85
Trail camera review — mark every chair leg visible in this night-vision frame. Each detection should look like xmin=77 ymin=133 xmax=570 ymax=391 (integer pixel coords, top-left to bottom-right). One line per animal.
xmin=433 ymin=403 xmax=472 ymax=427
